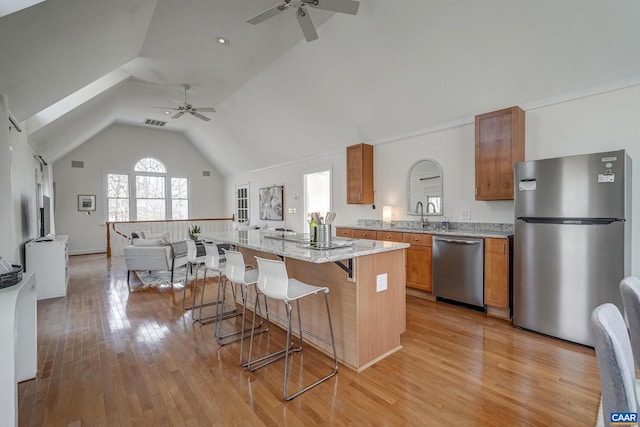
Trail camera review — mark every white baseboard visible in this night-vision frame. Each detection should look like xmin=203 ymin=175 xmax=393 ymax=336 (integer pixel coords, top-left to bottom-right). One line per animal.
xmin=69 ymin=248 xmax=106 ymax=256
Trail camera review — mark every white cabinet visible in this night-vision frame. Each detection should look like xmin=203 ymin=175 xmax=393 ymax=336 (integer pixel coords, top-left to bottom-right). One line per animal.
xmin=0 ymin=272 xmax=37 ymax=427
xmin=26 ymin=235 xmax=69 ymax=300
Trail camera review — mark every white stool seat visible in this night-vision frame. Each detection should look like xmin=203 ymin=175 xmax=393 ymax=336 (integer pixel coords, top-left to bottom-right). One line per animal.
xmin=282 ymin=279 xmax=328 ymax=301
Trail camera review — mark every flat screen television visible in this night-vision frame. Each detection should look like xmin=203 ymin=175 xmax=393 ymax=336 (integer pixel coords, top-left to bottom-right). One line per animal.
xmin=40 ymin=195 xmax=51 ymax=237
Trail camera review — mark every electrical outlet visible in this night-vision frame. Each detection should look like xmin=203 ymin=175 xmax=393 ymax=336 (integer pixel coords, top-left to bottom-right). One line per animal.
xmin=460 ymin=210 xmax=471 ymax=220
xmin=376 ymin=273 xmax=388 ymax=292
xmin=287 ymin=207 xmax=297 ymax=214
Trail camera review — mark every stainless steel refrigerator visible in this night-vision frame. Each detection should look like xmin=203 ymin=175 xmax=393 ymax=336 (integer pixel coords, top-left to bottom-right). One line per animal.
xmin=513 ymin=149 xmax=632 ymax=346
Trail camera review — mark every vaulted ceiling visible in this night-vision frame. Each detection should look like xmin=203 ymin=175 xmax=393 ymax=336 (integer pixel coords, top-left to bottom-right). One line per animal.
xmin=2 ymin=0 xmax=640 ymax=176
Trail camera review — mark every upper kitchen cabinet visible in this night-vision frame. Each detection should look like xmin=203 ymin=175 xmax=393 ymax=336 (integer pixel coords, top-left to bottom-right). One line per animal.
xmin=346 ymin=143 xmax=374 ymax=204
xmin=475 ymin=106 xmax=525 ymax=200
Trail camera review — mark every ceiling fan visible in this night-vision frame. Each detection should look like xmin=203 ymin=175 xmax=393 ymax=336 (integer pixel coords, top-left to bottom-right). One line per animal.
xmin=247 ymin=0 xmax=360 ymax=42
xmin=155 ymin=85 xmax=215 ymax=121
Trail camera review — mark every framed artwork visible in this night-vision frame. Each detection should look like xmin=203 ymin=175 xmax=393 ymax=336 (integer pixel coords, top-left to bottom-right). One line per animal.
xmin=78 ymin=194 xmax=96 ymax=212
xmin=258 ymin=185 xmax=283 ymax=221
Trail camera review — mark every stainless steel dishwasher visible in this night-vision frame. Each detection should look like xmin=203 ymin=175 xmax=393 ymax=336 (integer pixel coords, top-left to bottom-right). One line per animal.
xmin=432 ymin=236 xmax=484 ymax=307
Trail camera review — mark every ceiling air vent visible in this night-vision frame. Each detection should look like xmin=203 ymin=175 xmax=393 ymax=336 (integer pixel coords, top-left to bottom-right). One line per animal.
xmin=202 ymin=171 xmax=211 ymax=177
xmin=71 ymin=160 xmax=84 ymax=168
xmin=144 ymin=118 xmax=167 ymax=127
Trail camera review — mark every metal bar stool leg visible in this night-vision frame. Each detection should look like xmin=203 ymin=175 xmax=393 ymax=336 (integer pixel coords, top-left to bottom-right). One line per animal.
xmin=283 ymin=292 xmax=338 ymax=401
xmin=247 ymin=295 xmax=298 ymax=371
xmin=247 ymin=257 xmax=339 ymax=400
xmin=197 ymin=270 xmax=238 ymax=325
xmin=182 ymin=261 xmax=195 ymax=310
xmin=215 ymin=282 xmax=254 ymax=344
xmin=190 ymin=263 xmax=201 ymax=319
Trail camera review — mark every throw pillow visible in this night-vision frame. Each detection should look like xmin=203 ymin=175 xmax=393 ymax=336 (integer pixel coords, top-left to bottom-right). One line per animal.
xmin=140 ymin=231 xmax=171 ymax=244
xmin=132 ymin=238 xmax=166 ymax=246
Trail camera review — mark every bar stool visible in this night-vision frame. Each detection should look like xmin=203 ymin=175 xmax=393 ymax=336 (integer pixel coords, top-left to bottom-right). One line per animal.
xmin=247 ymin=257 xmax=338 ymax=400
xmin=216 ymin=249 xmax=268 ymax=365
xmin=196 ymin=243 xmax=238 ymax=325
xmin=182 ymin=239 xmax=206 ymax=318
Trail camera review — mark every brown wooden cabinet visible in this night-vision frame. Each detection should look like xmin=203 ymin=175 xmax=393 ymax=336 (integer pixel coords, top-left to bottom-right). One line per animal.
xmin=353 ymin=229 xmax=376 ymax=239
xmin=336 ymin=226 xmax=513 ymax=317
xmin=475 ymin=106 xmax=525 ymax=200
xmin=484 ymin=237 xmax=511 ymax=311
xmin=376 ymin=230 xmax=403 ymax=242
xmin=403 ymin=232 xmax=433 ymax=292
xmin=346 ymin=143 xmax=374 ymax=204
xmin=334 ymin=227 xmax=355 ymax=238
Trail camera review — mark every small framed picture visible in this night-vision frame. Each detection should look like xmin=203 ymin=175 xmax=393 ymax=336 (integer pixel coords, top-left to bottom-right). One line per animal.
xmin=78 ymin=194 xmax=96 ymax=212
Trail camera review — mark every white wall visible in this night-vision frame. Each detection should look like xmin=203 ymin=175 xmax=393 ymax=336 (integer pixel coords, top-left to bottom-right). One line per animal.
xmin=0 ymin=95 xmax=40 ymax=266
xmin=53 ymin=123 xmax=226 ymax=255
xmin=225 ymin=84 xmax=640 ymax=277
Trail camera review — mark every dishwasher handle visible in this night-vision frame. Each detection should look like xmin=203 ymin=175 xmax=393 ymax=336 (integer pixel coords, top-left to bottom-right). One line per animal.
xmin=434 ymin=237 xmax=482 ymax=245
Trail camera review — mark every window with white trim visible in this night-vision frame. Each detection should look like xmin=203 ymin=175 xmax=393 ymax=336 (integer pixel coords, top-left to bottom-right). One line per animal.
xmin=106 ymin=157 xmax=189 ymax=221
xmin=171 ymin=177 xmax=189 ymax=219
xmin=107 ymin=173 xmax=129 ymax=221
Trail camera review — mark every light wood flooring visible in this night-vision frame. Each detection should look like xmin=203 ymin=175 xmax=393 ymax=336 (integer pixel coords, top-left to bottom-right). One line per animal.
xmin=18 ymin=253 xmax=601 ymax=426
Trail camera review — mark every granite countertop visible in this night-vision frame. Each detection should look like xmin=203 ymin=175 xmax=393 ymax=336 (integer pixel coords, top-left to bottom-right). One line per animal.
xmin=203 ymin=230 xmax=409 ymax=264
xmin=338 ymin=223 xmax=513 ymax=239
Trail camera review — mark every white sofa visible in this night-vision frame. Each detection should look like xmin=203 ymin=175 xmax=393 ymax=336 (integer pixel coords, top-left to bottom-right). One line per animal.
xmin=122 ymin=232 xmax=189 ymax=291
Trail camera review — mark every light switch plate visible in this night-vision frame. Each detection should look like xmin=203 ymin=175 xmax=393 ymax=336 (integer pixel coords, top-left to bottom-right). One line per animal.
xmin=460 ymin=210 xmax=471 ymax=220
xmin=376 ymin=273 xmax=388 ymax=292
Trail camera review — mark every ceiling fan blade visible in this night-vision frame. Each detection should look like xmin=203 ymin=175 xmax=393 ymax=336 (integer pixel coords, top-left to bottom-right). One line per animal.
xmin=193 ymin=107 xmax=216 ymax=113
xmin=190 ymin=112 xmax=211 ymax=121
xmin=247 ymin=2 xmax=289 ymax=25
xmin=154 ymin=106 xmax=179 ymax=110
xmin=296 ymin=8 xmax=318 ymax=42
xmin=306 ymin=0 xmax=359 ymax=15
xmin=172 ymin=112 xmax=184 ymax=119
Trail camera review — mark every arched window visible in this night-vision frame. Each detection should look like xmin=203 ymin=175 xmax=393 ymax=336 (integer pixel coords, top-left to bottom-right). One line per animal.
xmin=134 ymin=158 xmax=166 ymax=173
xmin=106 ymin=157 xmax=189 ymax=221
xmin=134 ymin=157 xmax=167 ymax=220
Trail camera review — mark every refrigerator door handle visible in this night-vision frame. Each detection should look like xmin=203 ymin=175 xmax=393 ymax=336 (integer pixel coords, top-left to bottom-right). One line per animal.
xmin=518 ymin=218 xmax=618 ymax=225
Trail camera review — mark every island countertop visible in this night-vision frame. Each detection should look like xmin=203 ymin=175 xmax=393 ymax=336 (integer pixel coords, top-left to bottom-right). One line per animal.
xmin=202 ymin=229 xmax=409 ymax=263
xmin=202 ymin=228 xmax=408 ymax=372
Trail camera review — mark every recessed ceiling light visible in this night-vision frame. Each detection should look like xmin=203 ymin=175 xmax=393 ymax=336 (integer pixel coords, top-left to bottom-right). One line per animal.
xmin=165 ymin=111 xmax=171 ymax=115
xmin=216 ymin=37 xmax=229 ymax=45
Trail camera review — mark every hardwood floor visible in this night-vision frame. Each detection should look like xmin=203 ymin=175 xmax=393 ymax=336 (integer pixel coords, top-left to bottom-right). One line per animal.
xmin=18 ymin=254 xmax=601 ymax=426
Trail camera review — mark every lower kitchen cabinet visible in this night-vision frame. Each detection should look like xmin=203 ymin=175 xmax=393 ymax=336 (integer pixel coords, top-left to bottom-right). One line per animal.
xmin=335 ymin=227 xmax=355 ymax=238
xmin=403 ymin=233 xmax=433 ymax=292
xmin=484 ymin=237 xmax=512 ymax=318
xmin=335 ymin=227 xmax=512 ymax=318
xmin=353 ymin=229 xmax=376 ymax=239
xmin=376 ymin=230 xmax=404 ymax=242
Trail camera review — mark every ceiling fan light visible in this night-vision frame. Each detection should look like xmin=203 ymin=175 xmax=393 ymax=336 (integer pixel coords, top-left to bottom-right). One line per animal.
xmin=216 ymin=37 xmax=229 ymax=45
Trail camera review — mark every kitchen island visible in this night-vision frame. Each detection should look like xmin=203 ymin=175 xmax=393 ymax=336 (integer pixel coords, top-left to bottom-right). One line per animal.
xmin=203 ymin=229 xmax=409 ymax=372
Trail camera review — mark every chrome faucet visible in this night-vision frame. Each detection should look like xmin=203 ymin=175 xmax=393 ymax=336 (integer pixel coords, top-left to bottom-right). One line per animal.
xmin=415 ymin=201 xmax=429 ymax=229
